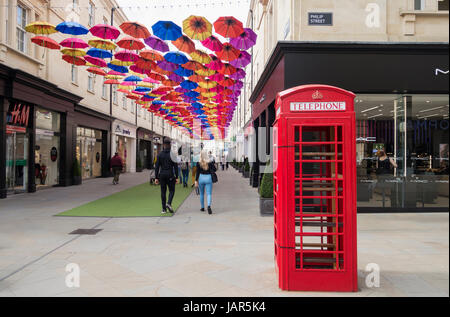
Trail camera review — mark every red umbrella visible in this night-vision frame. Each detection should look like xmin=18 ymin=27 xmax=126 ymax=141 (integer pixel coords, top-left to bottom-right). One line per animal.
xmin=62 ymin=54 xmax=86 ymax=66
xmin=60 ymin=38 xmax=88 ymax=49
xmin=148 ymin=73 xmax=165 ymax=82
xmin=135 ymin=58 xmax=156 ymax=70
xmin=31 ymin=36 xmax=60 ymax=50
xmin=162 ymin=79 xmax=179 ymax=87
xmin=216 ymin=43 xmax=240 ymax=62
xmin=219 ymin=77 xmax=235 ymax=87
xmin=213 ymin=17 xmax=244 ymax=38
xmin=87 ymin=67 xmax=106 ymax=76
xmin=89 ymin=24 xmax=121 ymax=40
xmin=205 ymin=55 xmax=224 ymax=71
xmin=84 ymin=55 xmax=107 ymax=68
xmin=120 ymin=21 xmax=151 ymax=39
xmin=117 ymin=36 xmax=145 ymax=50
xmin=217 ymin=63 xmax=237 ymax=75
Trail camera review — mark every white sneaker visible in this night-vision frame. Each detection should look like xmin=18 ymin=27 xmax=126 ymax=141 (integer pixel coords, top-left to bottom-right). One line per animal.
xmin=161 ymin=210 xmax=167 ymax=214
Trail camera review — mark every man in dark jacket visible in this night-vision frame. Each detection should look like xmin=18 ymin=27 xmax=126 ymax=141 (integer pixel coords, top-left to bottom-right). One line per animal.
xmin=110 ymin=152 xmax=124 ymax=185
xmin=155 ymin=138 xmax=179 ymax=214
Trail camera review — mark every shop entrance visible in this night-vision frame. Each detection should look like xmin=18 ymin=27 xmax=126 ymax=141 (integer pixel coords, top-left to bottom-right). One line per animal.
xmin=5 ymin=130 xmax=29 ymax=194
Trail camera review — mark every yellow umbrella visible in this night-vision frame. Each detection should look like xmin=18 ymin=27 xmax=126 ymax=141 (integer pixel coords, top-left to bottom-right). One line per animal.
xmin=118 ymin=84 xmax=134 ymax=90
xmin=190 ymin=50 xmax=211 ymax=64
xmin=182 ymin=16 xmax=212 ymax=41
xmin=201 ymin=91 xmax=217 ymax=98
xmin=61 ymin=48 xmax=86 ymax=57
xmin=88 ymin=38 xmax=117 ymax=50
xmin=25 ymin=21 xmax=57 ymax=35
xmin=105 ymin=74 xmax=125 ymax=80
xmin=110 ymin=59 xmax=133 ymax=66
xmin=137 ymin=82 xmax=154 ymax=88
xmin=198 ymin=79 xmax=217 ymax=89
xmin=195 ymin=68 xmax=215 ymax=77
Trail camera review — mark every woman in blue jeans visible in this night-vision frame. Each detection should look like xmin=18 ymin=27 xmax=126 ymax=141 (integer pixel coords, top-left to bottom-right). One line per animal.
xmin=195 ymin=150 xmax=216 ymax=214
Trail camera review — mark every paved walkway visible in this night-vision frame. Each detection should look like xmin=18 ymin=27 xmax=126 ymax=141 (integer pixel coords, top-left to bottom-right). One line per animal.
xmin=0 ymin=169 xmax=448 ymax=297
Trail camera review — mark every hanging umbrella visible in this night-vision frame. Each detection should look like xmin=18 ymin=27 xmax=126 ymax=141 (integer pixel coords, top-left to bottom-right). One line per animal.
xmin=175 ymin=87 xmax=189 ymax=94
xmin=230 ymin=51 xmax=251 ymax=68
xmin=182 ymin=16 xmax=212 ymax=41
xmin=90 ymin=24 xmax=120 ymax=40
xmin=162 ymin=79 xmax=179 ymax=87
xmin=229 ymin=68 xmax=246 ymax=80
xmin=135 ymin=58 xmax=155 ymax=70
xmin=152 ymin=21 xmax=182 ymax=41
xmin=87 ymin=67 xmax=106 ymax=76
xmin=85 ymin=55 xmax=108 ymax=68
xmin=153 ymin=65 xmax=172 ymax=76
xmin=217 ymin=43 xmax=240 ymax=62
xmin=164 ymin=52 xmax=189 ymax=65
xmin=86 ymin=47 xmax=112 ymax=59
xmin=199 ymin=79 xmax=218 ymax=89
xmin=119 ymin=21 xmax=151 ymax=39
xmin=213 ymin=17 xmax=244 ymax=38
xmin=140 ymin=49 xmax=164 ymax=62
xmin=56 ymin=21 xmax=89 ymax=35
xmin=153 ymin=86 xmax=172 ymax=94
xmin=219 ymin=77 xmax=235 ymax=87
xmin=62 ymin=55 xmax=86 ymax=66
xmin=104 ymin=79 xmax=121 ymax=85
xmin=117 ymin=36 xmax=145 ymax=50
xmin=201 ymin=35 xmax=223 ymax=52
xmin=172 ymin=35 xmax=196 ymax=54
xmin=217 ymin=63 xmax=237 ymax=75
xmin=174 ymin=66 xmax=193 ymax=77
xmin=144 ymin=36 xmax=170 ymax=53
xmin=230 ymin=28 xmax=257 ymax=50
xmin=61 ymin=48 xmax=86 ymax=57
xmin=180 ymin=80 xmax=198 ymax=90
xmin=31 ymin=36 xmax=60 ymax=50
xmin=26 ymin=21 xmax=57 ymax=35
xmin=190 ymin=50 xmax=211 ymax=64
xmin=183 ymin=60 xmax=204 ymax=71
xmin=188 ymin=74 xmax=205 ymax=83
xmin=60 ymin=38 xmax=88 ymax=49
xmin=148 ymin=72 xmax=165 ymax=82
xmin=124 ymin=75 xmax=142 ymax=83
xmin=110 ymin=59 xmax=133 ymax=66
xmin=185 ymin=91 xmax=200 ymax=98
xmin=195 ymin=68 xmax=215 ymax=77
xmin=115 ymin=50 xmax=139 ymax=62
xmin=143 ymin=77 xmax=159 ymax=84
xmin=107 ymin=63 xmax=129 ymax=73
xmin=205 ymin=55 xmax=224 ymax=71
xmin=88 ymin=38 xmax=117 ymax=50
xmin=168 ymin=73 xmax=184 ymax=83
xmin=209 ymin=73 xmax=225 ymax=82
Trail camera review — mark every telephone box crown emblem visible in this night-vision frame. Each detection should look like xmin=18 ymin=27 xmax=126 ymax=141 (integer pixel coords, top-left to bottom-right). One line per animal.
xmin=312 ymin=90 xmax=323 ymax=100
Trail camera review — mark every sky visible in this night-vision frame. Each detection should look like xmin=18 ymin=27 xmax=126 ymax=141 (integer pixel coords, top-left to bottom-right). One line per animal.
xmin=116 ymin=0 xmax=251 ymax=32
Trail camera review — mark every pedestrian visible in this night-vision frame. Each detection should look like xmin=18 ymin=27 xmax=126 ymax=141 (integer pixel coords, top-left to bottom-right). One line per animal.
xmin=181 ymin=158 xmax=190 ymax=187
xmin=191 ymin=151 xmax=198 ymax=187
xmin=177 ymin=154 xmax=183 ymax=184
xmin=195 ymin=150 xmax=217 ymax=215
xmin=221 ymin=155 xmax=226 ymax=171
xmin=110 ymin=152 xmax=124 ymax=185
xmin=155 ymin=138 xmax=179 ymax=214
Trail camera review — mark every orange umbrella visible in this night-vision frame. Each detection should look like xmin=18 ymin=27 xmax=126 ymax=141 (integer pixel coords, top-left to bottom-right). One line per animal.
xmin=219 ymin=77 xmax=235 ymax=87
xmin=217 ymin=63 xmax=237 ymax=75
xmin=183 ymin=60 xmax=204 ymax=71
xmin=214 ymin=17 xmax=244 ymax=38
xmin=31 ymin=36 xmax=60 ymax=50
xmin=172 ymin=35 xmax=196 ymax=54
xmin=87 ymin=67 xmax=106 ymax=76
xmin=104 ymin=79 xmax=121 ymax=85
xmin=162 ymin=79 xmax=178 ymax=87
xmin=135 ymin=58 xmax=156 ymax=70
xmin=140 ymin=49 xmax=164 ymax=62
xmin=183 ymin=16 xmax=212 ymax=41
xmin=154 ymin=66 xmax=172 ymax=76
xmin=216 ymin=43 xmax=240 ymax=62
xmin=190 ymin=50 xmax=211 ymax=64
xmin=119 ymin=21 xmax=151 ymax=38
xmin=188 ymin=74 xmax=205 ymax=82
xmin=117 ymin=36 xmax=145 ymax=50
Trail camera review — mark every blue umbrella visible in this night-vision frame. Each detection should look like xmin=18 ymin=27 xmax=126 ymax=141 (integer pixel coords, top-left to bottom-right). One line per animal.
xmin=134 ymin=87 xmax=151 ymax=92
xmin=152 ymin=21 xmax=182 ymax=41
xmin=124 ymin=75 xmax=142 ymax=82
xmin=153 ymin=100 xmax=165 ymax=105
xmin=181 ymin=80 xmax=198 ymax=90
xmin=191 ymin=102 xmax=203 ymax=108
xmin=87 ymin=48 xmax=112 ymax=59
xmin=56 ymin=21 xmax=89 ymax=35
xmin=174 ymin=66 xmax=193 ymax=77
xmin=164 ymin=52 xmax=189 ymax=65
xmin=107 ymin=63 xmax=128 ymax=73
xmin=184 ymin=91 xmax=200 ymax=98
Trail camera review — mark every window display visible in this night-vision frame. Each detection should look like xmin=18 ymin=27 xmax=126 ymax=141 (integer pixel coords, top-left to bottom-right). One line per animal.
xmin=76 ymin=127 xmax=103 ymax=179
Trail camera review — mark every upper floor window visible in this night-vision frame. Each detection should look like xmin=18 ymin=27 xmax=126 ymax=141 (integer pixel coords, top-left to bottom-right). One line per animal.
xmin=122 ymin=95 xmax=127 ymax=110
xmin=131 ymin=101 xmax=135 ymax=114
xmin=414 ymin=0 xmax=425 ymax=10
xmin=71 ymin=65 xmax=78 ymax=83
xmin=88 ymin=2 xmax=95 ymax=26
xmin=102 ymin=80 xmax=108 ymax=99
xmin=16 ymin=4 xmax=27 ymax=53
xmin=438 ymin=0 xmax=449 ymax=10
xmin=88 ymin=73 xmax=95 ymax=92
xmin=113 ymin=85 xmax=118 ymax=104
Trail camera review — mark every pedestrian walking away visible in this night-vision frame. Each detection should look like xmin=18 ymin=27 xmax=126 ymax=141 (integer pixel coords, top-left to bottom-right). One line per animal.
xmin=155 ymin=138 xmax=179 ymax=214
xmin=110 ymin=152 xmax=124 ymax=185
xmin=195 ymin=150 xmax=217 ymax=214
xmin=181 ymin=159 xmax=190 ymax=187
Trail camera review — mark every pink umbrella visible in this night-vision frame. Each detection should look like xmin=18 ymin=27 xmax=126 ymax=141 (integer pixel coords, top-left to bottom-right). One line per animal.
xmin=115 ymin=50 xmax=139 ymax=62
xmin=90 ymin=24 xmax=121 ymax=40
xmin=201 ymin=35 xmax=223 ymax=52
xmin=107 ymin=70 xmax=126 ymax=77
xmin=230 ymin=51 xmax=251 ymax=68
xmin=84 ymin=55 xmax=108 ymax=68
xmin=129 ymin=64 xmax=146 ymax=74
xmin=143 ymin=77 xmax=159 ymax=84
xmin=205 ymin=55 xmax=223 ymax=71
xmin=60 ymin=38 xmax=89 ymax=49
xmin=209 ymin=73 xmax=225 ymax=82
xmin=230 ymin=28 xmax=257 ymax=50
xmin=144 ymin=36 xmax=169 ymax=53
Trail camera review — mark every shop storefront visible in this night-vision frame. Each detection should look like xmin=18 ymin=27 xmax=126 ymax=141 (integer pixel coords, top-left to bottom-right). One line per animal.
xmin=1 ymin=64 xmax=82 ymax=198
xmin=152 ymin=134 xmax=163 ymax=166
xmin=112 ymin=120 xmax=136 ymax=173
xmin=137 ymin=128 xmax=153 ymax=170
xmin=249 ymin=42 xmax=449 ymax=212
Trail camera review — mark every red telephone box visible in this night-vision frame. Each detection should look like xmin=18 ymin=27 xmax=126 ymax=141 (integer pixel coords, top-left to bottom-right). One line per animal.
xmin=273 ymin=84 xmax=357 ymax=292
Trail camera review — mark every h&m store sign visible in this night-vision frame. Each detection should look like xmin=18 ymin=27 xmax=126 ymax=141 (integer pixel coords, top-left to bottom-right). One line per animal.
xmin=7 ymin=102 xmax=31 ymax=127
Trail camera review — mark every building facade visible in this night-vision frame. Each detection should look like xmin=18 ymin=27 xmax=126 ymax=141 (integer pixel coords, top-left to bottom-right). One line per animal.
xmin=232 ymin=0 xmax=449 ymax=212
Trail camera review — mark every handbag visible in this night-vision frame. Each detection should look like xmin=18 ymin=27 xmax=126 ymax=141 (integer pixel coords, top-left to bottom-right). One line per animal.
xmin=211 ymin=172 xmax=218 ymax=183
xmin=195 ymin=186 xmax=200 ymax=195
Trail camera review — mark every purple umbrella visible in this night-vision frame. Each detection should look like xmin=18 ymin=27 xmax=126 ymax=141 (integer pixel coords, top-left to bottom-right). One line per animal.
xmin=144 ymin=36 xmax=169 ymax=52
xmin=229 ymin=28 xmax=257 ymax=50
xmin=230 ymin=80 xmax=243 ymax=90
xmin=229 ymin=68 xmax=246 ymax=80
xmin=230 ymin=51 xmax=251 ymax=68
xmin=169 ymin=73 xmax=183 ymax=83
xmin=175 ymin=87 xmax=189 ymax=93
xmin=157 ymin=60 xmax=178 ymax=72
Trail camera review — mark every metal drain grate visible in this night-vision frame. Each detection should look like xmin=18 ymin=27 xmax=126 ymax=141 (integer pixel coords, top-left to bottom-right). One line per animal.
xmin=69 ymin=229 xmax=103 ymax=235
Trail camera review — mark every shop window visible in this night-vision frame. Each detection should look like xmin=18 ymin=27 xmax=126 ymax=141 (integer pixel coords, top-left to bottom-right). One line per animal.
xmin=438 ymin=0 xmax=449 ymax=10
xmin=16 ymin=4 xmax=27 ymax=53
xmin=76 ymin=127 xmax=103 ymax=179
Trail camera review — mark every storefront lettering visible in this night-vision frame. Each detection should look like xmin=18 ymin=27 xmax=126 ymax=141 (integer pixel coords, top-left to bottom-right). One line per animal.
xmin=435 ymin=68 xmax=449 ymax=76
xmin=7 ymin=103 xmax=30 ymax=127
xmin=290 ymin=102 xmax=346 ymax=112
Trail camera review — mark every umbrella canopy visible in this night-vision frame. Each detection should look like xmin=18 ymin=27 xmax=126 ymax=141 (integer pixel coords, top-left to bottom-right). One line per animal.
xmin=188 ymin=74 xmax=205 ymax=82
xmin=164 ymin=52 xmax=189 ymax=65
xmin=140 ymin=49 xmax=164 ymax=61
xmin=124 ymin=75 xmax=142 ymax=82
xmin=117 ymin=36 xmax=145 ymax=50
xmin=107 ymin=63 xmax=129 ymax=73
xmin=157 ymin=60 xmax=178 ymax=72
xmin=61 ymin=48 xmax=86 ymax=57
xmin=180 ymin=80 xmax=198 ymax=90
xmin=87 ymin=67 xmax=106 ymax=76
xmin=119 ymin=21 xmax=151 ymax=39
xmin=219 ymin=77 xmax=235 ymax=87
xmin=195 ymin=67 xmax=215 ymax=77
xmin=205 ymin=55 xmax=224 ymax=71
xmin=110 ymin=59 xmax=133 ymax=66
xmin=229 ymin=68 xmax=246 ymax=80
xmin=172 ymin=35 xmax=196 ymax=54
xmin=230 ymin=27 xmax=257 ymax=50
xmin=217 ymin=63 xmax=237 ymax=75
xmin=152 ymin=21 xmax=182 ymax=41
xmin=182 ymin=16 xmax=212 ymax=41
xmin=144 ymin=36 xmax=170 ymax=52
xmin=199 ymin=79 xmax=218 ymax=89
xmin=216 ymin=43 xmax=240 ymax=62
xmin=115 ymin=50 xmax=139 ymax=62
xmin=168 ymin=73 xmax=184 ymax=83
xmin=86 ymin=47 xmax=112 ymax=59
xmin=85 ymin=55 xmax=108 ymax=68
xmin=60 ymin=38 xmax=89 ymax=49
xmin=174 ymin=66 xmax=193 ymax=77
xmin=89 ymin=24 xmax=120 ymax=40
xmin=88 ymin=38 xmax=117 ymax=50
xmin=148 ymin=72 xmax=165 ymax=82
xmin=201 ymin=35 xmax=223 ymax=52
xmin=25 ymin=21 xmax=57 ymax=35
xmin=104 ymin=79 xmax=121 ymax=85
xmin=230 ymin=50 xmax=251 ymax=68
xmin=209 ymin=73 xmax=225 ymax=82
xmin=135 ymin=58 xmax=155 ymax=70
xmin=183 ymin=60 xmax=203 ymax=71
xmin=190 ymin=50 xmax=211 ymax=64
xmin=62 ymin=54 xmax=86 ymax=66
xmin=56 ymin=21 xmax=89 ymax=35
xmin=31 ymin=36 xmax=60 ymax=50
xmin=213 ymin=17 xmax=244 ymax=38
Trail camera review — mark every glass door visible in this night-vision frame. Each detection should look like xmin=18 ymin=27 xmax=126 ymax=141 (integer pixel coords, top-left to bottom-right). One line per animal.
xmin=5 ymin=132 xmax=29 ymax=194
